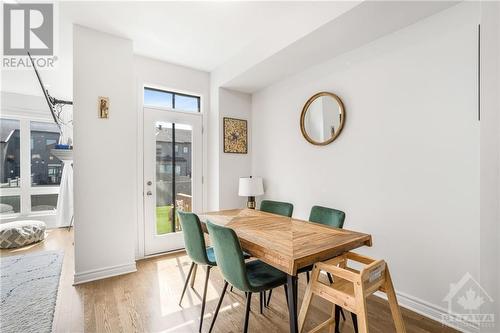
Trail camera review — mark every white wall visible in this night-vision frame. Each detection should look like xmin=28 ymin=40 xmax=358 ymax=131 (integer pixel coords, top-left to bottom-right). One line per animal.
xmin=73 ymin=26 xmax=137 ymax=284
xmin=133 ymin=55 xmax=210 ymax=258
xmin=218 ymin=88 xmax=252 ymax=209
xmin=251 ymin=2 xmax=479 ymax=321
xmin=479 ymin=2 xmax=500 ymax=331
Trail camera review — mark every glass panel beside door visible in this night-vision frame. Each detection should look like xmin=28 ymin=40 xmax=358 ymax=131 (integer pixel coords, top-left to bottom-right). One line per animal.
xmin=144 ymin=107 xmax=202 ymax=255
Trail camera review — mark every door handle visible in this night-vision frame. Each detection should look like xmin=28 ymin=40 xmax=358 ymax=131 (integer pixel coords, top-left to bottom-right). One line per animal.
xmin=146 ymin=191 xmax=152 ymax=196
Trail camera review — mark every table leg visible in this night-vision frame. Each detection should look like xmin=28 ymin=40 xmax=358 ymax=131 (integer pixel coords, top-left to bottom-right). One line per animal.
xmin=287 ymin=274 xmax=298 ymax=333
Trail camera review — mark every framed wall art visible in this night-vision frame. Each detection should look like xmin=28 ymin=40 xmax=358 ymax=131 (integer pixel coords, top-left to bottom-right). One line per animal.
xmin=223 ymin=117 xmax=247 ymax=154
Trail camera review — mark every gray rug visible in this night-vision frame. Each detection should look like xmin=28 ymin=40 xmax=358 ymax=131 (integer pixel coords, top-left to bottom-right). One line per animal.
xmin=1 ymin=251 xmax=64 ymax=333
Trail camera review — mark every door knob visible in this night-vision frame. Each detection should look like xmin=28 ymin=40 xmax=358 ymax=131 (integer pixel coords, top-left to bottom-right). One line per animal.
xmin=147 ymin=181 xmax=152 ymax=186
xmin=146 ymin=191 xmax=152 ymax=196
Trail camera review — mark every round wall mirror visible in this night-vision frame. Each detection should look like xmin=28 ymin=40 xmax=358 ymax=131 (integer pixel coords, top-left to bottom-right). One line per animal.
xmin=300 ymin=92 xmax=345 ymax=146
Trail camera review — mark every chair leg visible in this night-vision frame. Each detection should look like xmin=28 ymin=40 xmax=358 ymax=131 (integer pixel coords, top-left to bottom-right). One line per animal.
xmin=306 ymin=271 xmax=310 ymax=283
xmin=283 ymin=284 xmax=289 ymax=307
xmin=334 ymin=305 xmax=341 ymax=333
xmin=260 ymin=291 xmax=264 ymax=314
xmin=266 ymin=289 xmax=273 ymax=307
xmin=351 ymin=312 xmax=359 ymax=333
xmin=354 ymin=283 xmax=369 ymax=333
xmin=384 ymin=268 xmax=406 ymax=333
xmin=208 ymin=281 xmax=229 ymax=333
xmin=179 ymin=262 xmax=195 ymax=306
xmin=340 ymin=308 xmax=346 ymax=321
xmin=198 ymin=266 xmax=211 ymax=333
xmin=298 ymin=266 xmax=320 ymax=333
xmin=190 ymin=263 xmax=198 ymax=288
xmin=243 ymin=292 xmax=252 ymax=333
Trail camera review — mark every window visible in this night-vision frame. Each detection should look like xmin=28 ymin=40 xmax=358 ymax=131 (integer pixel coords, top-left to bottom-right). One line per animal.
xmin=144 ymin=88 xmax=173 ymax=108
xmin=175 ymin=165 xmax=181 ymax=175
xmin=31 ymin=122 xmax=62 ymax=186
xmin=183 ymin=147 xmax=188 ymax=153
xmin=175 ymin=145 xmax=178 ymax=152
xmin=31 ymin=194 xmax=58 ymax=212
xmin=175 ymin=94 xmax=199 ymax=112
xmin=1 ymin=117 xmax=60 ymax=218
xmin=0 ymin=196 xmax=20 ymax=215
xmin=0 ymin=119 xmax=20 ymax=188
xmin=144 ymin=87 xmax=200 ymax=112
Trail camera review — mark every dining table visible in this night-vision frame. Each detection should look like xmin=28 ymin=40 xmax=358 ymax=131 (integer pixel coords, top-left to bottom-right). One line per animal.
xmin=198 ymin=208 xmax=372 ymax=333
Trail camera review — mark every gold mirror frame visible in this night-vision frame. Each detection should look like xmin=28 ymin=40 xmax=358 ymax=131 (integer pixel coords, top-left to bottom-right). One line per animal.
xmin=300 ymin=91 xmax=345 ymax=146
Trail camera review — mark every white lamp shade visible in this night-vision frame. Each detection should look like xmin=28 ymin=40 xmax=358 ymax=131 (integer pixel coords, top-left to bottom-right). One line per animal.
xmin=238 ymin=177 xmax=264 ymax=197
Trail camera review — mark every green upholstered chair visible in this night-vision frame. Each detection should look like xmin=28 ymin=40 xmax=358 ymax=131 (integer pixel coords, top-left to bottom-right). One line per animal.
xmin=177 ymin=211 xmax=217 ymax=333
xmin=260 ymin=200 xmax=294 ymax=217
xmin=206 ymin=220 xmax=288 ymax=333
xmin=309 ymin=205 xmax=345 ymax=229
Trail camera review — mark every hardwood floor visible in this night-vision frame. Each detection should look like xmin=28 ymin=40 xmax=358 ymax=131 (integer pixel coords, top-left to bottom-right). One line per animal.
xmin=1 ymin=229 xmax=458 ymax=333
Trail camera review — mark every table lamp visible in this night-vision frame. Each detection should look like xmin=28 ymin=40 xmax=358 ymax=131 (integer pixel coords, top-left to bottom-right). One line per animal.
xmin=238 ymin=176 xmax=264 ymax=209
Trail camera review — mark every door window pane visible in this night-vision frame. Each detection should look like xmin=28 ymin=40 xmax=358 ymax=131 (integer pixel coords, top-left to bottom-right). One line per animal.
xmin=155 ymin=122 xmax=174 ymax=235
xmin=0 ymin=119 xmax=20 ymax=188
xmin=154 ymin=122 xmax=193 ymax=235
xmin=174 ymin=124 xmax=192 ymax=214
xmin=31 ymin=194 xmax=58 ymax=212
xmin=0 ymin=196 xmax=20 ymax=214
xmin=144 ymin=88 xmax=173 ymax=108
xmin=31 ymin=122 xmax=62 ymax=186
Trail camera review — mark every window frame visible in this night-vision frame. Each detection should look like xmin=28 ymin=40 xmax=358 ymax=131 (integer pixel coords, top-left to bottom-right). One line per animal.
xmin=0 ymin=115 xmax=61 ymax=220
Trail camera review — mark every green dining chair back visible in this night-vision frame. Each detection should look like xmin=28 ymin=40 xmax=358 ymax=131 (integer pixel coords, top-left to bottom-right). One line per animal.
xmin=309 ymin=205 xmax=346 ymax=229
xmin=206 ymin=220 xmax=288 ymax=333
xmin=177 ymin=211 xmax=216 ymax=333
xmin=178 ymin=211 xmax=214 ymax=266
xmin=205 ymin=220 xmax=251 ymax=291
xmin=260 ymin=200 xmax=294 ymax=217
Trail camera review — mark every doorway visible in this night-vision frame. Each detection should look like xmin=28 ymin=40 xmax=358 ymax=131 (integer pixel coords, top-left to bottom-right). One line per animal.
xmin=143 ymin=107 xmax=202 ymax=255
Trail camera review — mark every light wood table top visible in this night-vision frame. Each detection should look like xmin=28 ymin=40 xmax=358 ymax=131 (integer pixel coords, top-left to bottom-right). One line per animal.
xmin=199 ymin=208 xmax=372 ymax=276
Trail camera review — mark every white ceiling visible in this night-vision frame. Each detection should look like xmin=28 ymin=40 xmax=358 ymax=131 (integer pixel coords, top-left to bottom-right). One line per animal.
xmin=60 ymin=1 xmax=357 ymax=72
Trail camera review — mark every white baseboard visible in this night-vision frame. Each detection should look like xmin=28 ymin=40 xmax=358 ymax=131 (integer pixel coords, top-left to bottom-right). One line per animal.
xmin=374 ymin=290 xmax=479 ymax=333
xmin=73 ymin=262 xmax=137 ymax=285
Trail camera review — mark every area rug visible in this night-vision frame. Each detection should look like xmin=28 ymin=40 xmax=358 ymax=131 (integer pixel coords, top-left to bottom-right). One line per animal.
xmin=1 ymin=250 xmax=64 ymax=333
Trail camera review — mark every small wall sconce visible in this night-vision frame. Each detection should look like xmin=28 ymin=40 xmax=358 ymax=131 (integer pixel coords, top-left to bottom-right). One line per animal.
xmin=98 ymin=96 xmax=109 ymax=119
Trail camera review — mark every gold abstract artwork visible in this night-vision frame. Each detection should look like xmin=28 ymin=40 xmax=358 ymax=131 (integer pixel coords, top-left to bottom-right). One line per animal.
xmin=223 ymin=117 xmax=247 ymax=154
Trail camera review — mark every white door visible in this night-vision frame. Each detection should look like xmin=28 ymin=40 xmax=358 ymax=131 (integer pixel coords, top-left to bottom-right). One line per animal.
xmin=143 ymin=107 xmax=202 ymax=255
